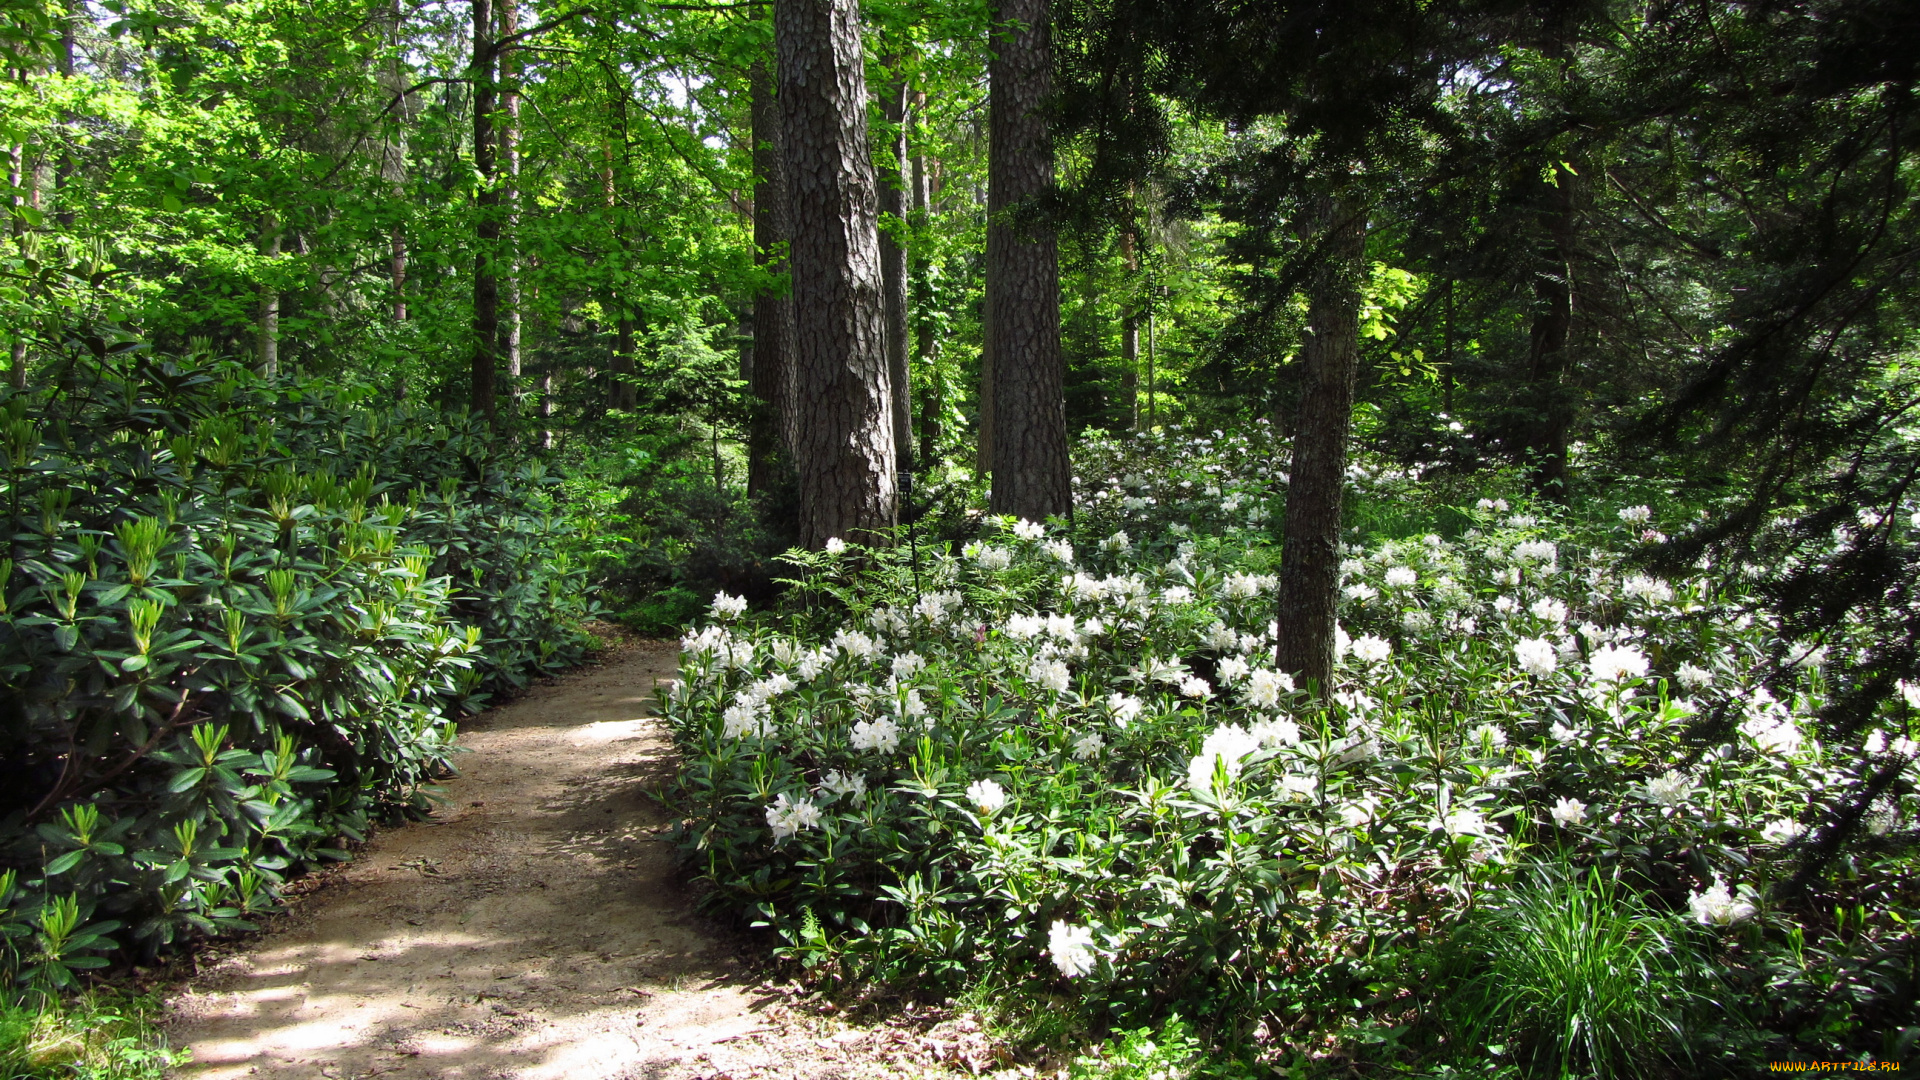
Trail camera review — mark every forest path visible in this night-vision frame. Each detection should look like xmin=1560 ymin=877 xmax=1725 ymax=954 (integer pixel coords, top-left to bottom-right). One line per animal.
xmin=163 ymin=639 xmax=941 ymax=1080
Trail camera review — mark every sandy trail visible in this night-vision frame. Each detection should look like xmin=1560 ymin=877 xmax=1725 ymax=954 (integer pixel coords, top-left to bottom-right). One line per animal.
xmin=164 ymin=640 xmax=853 ymax=1080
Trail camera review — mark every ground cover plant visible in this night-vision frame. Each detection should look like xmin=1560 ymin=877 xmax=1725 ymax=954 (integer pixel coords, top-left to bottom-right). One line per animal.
xmin=662 ymin=428 xmax=1920 ymax=1075
xmin=0 ymin=343 xmax=591 ymax=994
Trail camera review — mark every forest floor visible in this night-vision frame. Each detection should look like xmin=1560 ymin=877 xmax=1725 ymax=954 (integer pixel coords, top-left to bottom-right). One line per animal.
xmin=162 ymin=636 xmax=1002 ymax=1080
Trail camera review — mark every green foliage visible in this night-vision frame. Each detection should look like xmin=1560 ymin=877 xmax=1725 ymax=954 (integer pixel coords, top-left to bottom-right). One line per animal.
xmin=0 ymin=344 xmax=589 ymax=992
xmin=0 ymin=991 xmax=182 ymax=1080
xmin=1436 ymin=863 xmax=1716 ymax=1078
xmin=660 ymin=430 xmax=1919 ymax=1068
xmin=1069 ymin=1018 xmax=1213 ymax=1080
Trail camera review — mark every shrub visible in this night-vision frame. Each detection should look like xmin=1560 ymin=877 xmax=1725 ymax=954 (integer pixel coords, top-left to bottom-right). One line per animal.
xmin=0 ymin=991 xmax=182 ymax=1079
xmin=0 ymin=344 xmax=591 ymax=992
xmin=1437 ymin=863 xmax=1718 ymax=1078
xmin=658 ymin=470 xmax=1917 ymax=1060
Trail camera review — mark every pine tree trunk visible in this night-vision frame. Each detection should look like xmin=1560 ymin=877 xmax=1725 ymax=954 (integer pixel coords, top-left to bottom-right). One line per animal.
xmin=911 ymin=102 xmax=941 ymax=464
xmin=7 ymin=137 xmax=27 ymax=388
xmin=499 ymin=0 xmax=523 ymax=396
xmin=256 ymin=212 xmax=281 ymax=377
xmin=747 ymin=56 xmax=797 ymax=497
xmin=1275 ymin=195 xmax=1366 ymax=692
xmin=1526 ymin=163 xmax=1577 ymax=500
xmin=1120 ymin=225 xmax=1139 ymax=429
xmin=776 ymin=0 xmax=897 ymax=548
xmin=381 ymin=0 xmax=410 ymax=324
xmin=879 ymin=62 xmax=913 ymax=473
xmin=986 ymin=0 xmax=1069 ymax=521
xmin=470 ymin=0 xmax=499 ymax=422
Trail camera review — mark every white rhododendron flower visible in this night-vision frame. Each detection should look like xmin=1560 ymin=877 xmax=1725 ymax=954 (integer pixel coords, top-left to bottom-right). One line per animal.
xmin=1107 ymin=693 xmax=1144 ymax=727
xmin=1243 ymin=667 xmax=1294 ymax=708
xmin=824 ymin=536 xmax=847 ymax=554
xmin=1027 ymin=656 xmax=1072 ymax=694
xmin=1004 ymin=613 xmax=1046 ymax=640
xmin=1045 ymin=539 xmax=1074 ymax=563
xmin=1588 ymin=644 xmax=1650 ymax=683
xmin=765 ymin=793 xmax=822 ymax=839
xmin=1384 ymin=566 xmax=1417 ymax=588
xmin=1550 ymin=797 xmax=1587 ymax=826
xmin=1351 ymin=635 xmax=1392 ymax=665
xmin=1512 ymin=539 xmax=1558 ymax=564
xmin=1513 ymin=637 xmax=1557 ymax=677
xmin=1618 ymin=504 xmax=1652 ymax=524
xmin=972 ymin=545 xmax=1012 ymax=571
xmin=1760 ymin=818 xmax=1805 ymax=844
xmin=1215 ymin=655 xmax=1252 ymax=685
xmin=833 ymin=628 xmax=881 ymax=659
xmin=1249 ymin=717 xmax=1300 ymax=746
xmin=1643 ymin=771 xmax=1690 ymax=807
xmin=850 ymin=717 xmax=900 ymax=753
xmin=1071 ymin=733 xmax=1105 ymax=760
xmin=723 ymin=701 xmax=772 ymax=739
xmin=891 ymin=652 xmax=925 ymax=680
xmin=816 ymin=770 xmax=867 ymax=803
xmin=1439 ymin=808 xmax=1493 ymax=837
xmin=1621 ymin=575 xmax=1673 ymax=603
xmin=1048 ymin=921 xmax=1098 ymax=978
xmin=1901 ymin=680 xmax=1920 ymax=710
xmin=966 ymin=778 xmax=1007 ymax=815
xmin=1178 ymin=675 xmax=1214 ymax=700
xmin=1529 ymin=597 xmax=1568 ymax=623
xmin=1676 ymin=662 xmax=1712 ymax=689
xmin=1186 ymin=724 xmax=1261 ymax=791
xmin=1688 ymin=879 xmax=1756 ymax=926
xmin=710 ymin=591 xmax=747 ymax=619
xmin=1468 ymin=723 xmax=1507 ymax=749
xmin=1012 ymin=519 xmax=1046 ymax=541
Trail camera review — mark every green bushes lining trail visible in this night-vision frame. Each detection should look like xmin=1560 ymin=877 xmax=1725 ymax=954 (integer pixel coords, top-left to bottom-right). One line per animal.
xmin=0 ymin=343 xmax=592 ymax=994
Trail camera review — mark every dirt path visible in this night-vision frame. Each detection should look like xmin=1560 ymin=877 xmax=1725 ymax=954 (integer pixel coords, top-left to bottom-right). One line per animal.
xmin=164 ymin=641 xmax=979 ymax=1080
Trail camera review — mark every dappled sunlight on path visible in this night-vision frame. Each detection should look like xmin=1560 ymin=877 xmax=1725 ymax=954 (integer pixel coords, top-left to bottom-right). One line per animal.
xmin=165 ymin=641 xmax=789 ymax=1080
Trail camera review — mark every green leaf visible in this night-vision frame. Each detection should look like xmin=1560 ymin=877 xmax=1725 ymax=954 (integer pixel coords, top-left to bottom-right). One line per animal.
xmin=167 ymin=767 xmax=207 ymax=793
xmin=44 ymin=850 xmax=87 ymax=875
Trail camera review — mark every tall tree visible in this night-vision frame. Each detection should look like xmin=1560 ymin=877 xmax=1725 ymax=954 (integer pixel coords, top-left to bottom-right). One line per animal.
xmin=909 ymin=88 xmax=941 ymax=463
xmin=1273 ymin=197 xmax=1366 ymax=688
xmin=499 ymin=0 xmax=523 ymax=398
xmin=986 ymin=0 xmax=1069 ymax=521
xmin=777 ymin=0 xmax=897 ymax=546
xmin=470 ymin=0 xmax=500 ymax=420
xmin=878 ymin=55 xmax=913 ymax=472
xmin=747 ymin=54 xmax=796 ymax=497
xmin=255 ymin=212 xmax=281 ymax=376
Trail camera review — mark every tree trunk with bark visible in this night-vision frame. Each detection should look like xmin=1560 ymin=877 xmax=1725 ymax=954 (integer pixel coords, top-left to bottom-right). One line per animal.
xmin=878 ymin=60 xmax=913 ymax=473
xmin=910 ymin=97 xmax=941 ymax=464
xmin=470 ymin=0 xmax=499 ymax=421
xmin=1525 ymin=162 xmax=1578 ymax=499
xmin=776 ymin=0 xmax=897 ymax=547
xmin=499 ymin=0 xmax=523 ymax=396
xmin=1120 ymin=225 xmax=1139 ymax=428
xmin=747 ymin=56 xmax=797 ymax=497
xmin=986 ymin=0 xmax=1069 ymax=521
xmin=380 ymin=0 xmax=410 ymax=324
xmin=1274 ymin=195 xmax=1366 ymax=693
xmin=8 ymin=136 xmax=29 ymax=388
xmin=256 ymin=212 xmax=281 ymax=377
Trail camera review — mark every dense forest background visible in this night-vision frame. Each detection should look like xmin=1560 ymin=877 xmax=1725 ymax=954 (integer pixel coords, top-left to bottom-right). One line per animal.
xmin=2 ymin=0 xmax=1919 ymax=1072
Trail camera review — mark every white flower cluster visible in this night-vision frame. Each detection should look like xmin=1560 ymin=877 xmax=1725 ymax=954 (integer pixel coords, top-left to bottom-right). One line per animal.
xmin=765 ymin=793 xmax=822 ymax=839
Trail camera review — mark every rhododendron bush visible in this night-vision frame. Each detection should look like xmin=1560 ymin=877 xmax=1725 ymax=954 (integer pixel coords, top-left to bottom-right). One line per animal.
xmin=660 ymin=432 xmax=1918 ymax=1064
